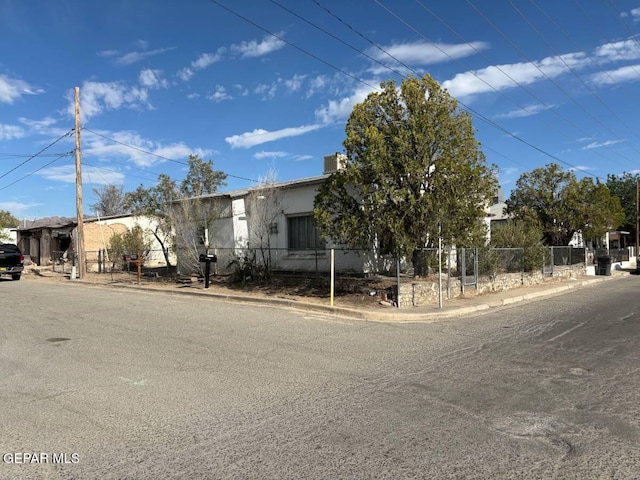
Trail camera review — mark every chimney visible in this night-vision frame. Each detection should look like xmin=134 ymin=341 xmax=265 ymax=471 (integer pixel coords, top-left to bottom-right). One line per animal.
xmin=323 ymin=153 xmax=347 ymax=174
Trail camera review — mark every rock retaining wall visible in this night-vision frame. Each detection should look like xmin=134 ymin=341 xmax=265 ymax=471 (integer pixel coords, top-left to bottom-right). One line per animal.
xmin=399 ymin=264 xmax=585 ymax=308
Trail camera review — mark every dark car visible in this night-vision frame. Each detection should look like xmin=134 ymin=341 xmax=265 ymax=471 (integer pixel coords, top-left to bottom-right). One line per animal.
xmin=0 ymin=243 xmax=24 ymax=280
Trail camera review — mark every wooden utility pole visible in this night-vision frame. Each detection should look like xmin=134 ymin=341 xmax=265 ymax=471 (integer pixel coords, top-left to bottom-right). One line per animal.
xmin=634 ymin=178 xmax=640 ymax=270
xmin=74 ymin=87 xmax=86 ymax=279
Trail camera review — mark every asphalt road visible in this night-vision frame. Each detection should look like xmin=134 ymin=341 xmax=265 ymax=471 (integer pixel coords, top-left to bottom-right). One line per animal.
xmin=1 ymin=276 xmax=639 ymax=479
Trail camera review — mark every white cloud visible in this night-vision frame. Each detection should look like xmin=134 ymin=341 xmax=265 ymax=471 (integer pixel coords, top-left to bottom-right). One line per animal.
xmin=139 ymin=69 xmax=169 ymax=89
xmin=0 ymin=124 xmax=25 ymax=140
xmin=284 ymin=74 xmax=306 ymax=92
xmin=0 ymin=201 xmax=41 ymax=215
xmin=178 ymin=48 xmax=226 ymax=82
xmin=230 ymin=34 xmax=286 ymax=59
xmin=589 ymin=65 xmax=640 ymax=86
xmin=314 ymin=84 xmax=375 ymax=124
xmin=178 ymin=68 xmax=194 ymax=82
xmin=494 ymin=104 xmax=554 ymax=119
xmin=226 ymin=125 xmax=322 ymax=149
xmin=84 ymin=129 xmax=210 ymax=167
xmin=192 ymin=50 xmax=225 ymax=69
xmin=39 ymin=165 xmax=125 ymax=184
xmin=443 ymin=52 xmax=588 ymax=98
xmin=306 ymin=75 xmax=329 ymax=98
xmin=621 ymin=7 xmax=640 ymax=20
xmin=207 ymin=85 xmax=232 ymax=103
xmin=70 ymin=81 xmax=151 ymax=121
xmin=594 ymin=39 xmax=640 ymax=62
xmin=293 ymin=154 xmax=313 ymax=161
xmin=253 ymin=151 xmax=288 ymax=159
xmin=0 ymin=74 xmax=42 ymax=104
xmin=582 ymin=139 xmax=624 ymax=150
xmin=113 ymin=47 xmax=174 ymax=66
xmin=371 ymin=41 xmax=489 ymax=66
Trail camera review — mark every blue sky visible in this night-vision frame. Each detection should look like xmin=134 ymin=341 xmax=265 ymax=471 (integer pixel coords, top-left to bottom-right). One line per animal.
xmin=1 ymin=0 xmax=640 ymax=219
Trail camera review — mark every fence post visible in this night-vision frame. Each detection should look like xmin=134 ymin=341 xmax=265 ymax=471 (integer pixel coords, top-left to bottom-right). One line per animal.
xmin=461 ymin=247 xmax=466 ymax=295
xmin=330 ymin=248 xmax=335 ymax=307
xmin=438 ymin=236 xmax=443 ymax=309
xmin=396 ymin=253 xmax=401 ymax=309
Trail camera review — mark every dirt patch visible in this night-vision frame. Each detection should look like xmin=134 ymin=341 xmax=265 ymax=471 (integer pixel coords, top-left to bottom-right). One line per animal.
xmin=23 ymin=267 xmax=401 ymax=309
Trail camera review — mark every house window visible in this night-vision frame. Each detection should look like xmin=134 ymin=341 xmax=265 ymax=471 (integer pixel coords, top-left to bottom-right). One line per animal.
xmin=287 ymin=215 xmax=324 ymax=251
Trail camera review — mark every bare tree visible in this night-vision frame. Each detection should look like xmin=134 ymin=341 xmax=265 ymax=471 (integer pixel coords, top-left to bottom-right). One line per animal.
xmin=246 ymin=170 xmax=281 ymax=277
xmin=169 ymin=196 xmax=228 ymax=275
xmin=124 ymin=155 xmax=227 ymax=274
xmin=91 ymin=185 xmax=127 ymax=216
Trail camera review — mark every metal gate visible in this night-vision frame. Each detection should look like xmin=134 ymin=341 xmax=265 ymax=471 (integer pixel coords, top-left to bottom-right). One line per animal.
xmin=543 ymin=247 xmax=554 ymax=277
xmin=460 ymin=247 xmax=478 ymax=294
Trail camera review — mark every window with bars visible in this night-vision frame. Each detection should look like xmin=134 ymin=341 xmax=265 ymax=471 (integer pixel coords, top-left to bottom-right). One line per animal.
xmin=287 ymin=215 xmax=325 ymax=251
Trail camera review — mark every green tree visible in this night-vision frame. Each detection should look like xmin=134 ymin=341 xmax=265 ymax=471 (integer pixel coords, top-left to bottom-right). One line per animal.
xmin=124 ymin=155 xmax=227 ymax=273
xmin=313 ymin=74 xmax=497 ymax=259
xmin=90 ymin=184 xmax=126 ymax=216
xmin=0 ymin=210 xmax=19 ymax=241
xmin=490 ymin=219 xmax=546 ymax=272
xmin=107 ymin=226 xmax=151 ymax=270
xmin=506 ymin=164 xmax=624 ymax=245
xmin=606 ymin=172 xmax=639 ymax=239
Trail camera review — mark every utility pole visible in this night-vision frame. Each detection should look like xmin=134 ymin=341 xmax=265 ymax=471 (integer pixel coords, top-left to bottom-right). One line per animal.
xmin=634 ymin=178 xmax=640 ymax=271
xmin=74 ymin=87 xmax=86 ymax=279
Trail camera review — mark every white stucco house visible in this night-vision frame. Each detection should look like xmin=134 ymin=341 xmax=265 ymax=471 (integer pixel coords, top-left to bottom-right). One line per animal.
xmin=176 ymin=153 xmax=385 ymax=275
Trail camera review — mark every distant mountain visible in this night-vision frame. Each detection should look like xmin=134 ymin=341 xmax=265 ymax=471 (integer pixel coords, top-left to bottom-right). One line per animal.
xmin=17 ymin=216 xmax=75 ymax=229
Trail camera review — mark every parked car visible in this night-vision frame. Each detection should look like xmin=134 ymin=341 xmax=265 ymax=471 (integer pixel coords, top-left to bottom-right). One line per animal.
xmin=0 ymin=243 xmax=24 ymax=280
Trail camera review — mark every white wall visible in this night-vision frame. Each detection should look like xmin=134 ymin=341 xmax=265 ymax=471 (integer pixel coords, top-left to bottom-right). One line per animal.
xmin=0 ymin=228 xmax=17 ymax=244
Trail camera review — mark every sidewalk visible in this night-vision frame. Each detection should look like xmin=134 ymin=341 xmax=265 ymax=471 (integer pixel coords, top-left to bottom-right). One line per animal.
xmin=30 ymin=266 xmax=630 ymax=323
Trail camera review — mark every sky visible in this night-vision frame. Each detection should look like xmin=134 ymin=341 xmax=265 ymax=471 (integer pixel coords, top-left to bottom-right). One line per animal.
xmin=1 ymin=0 xmax=640 ymax=219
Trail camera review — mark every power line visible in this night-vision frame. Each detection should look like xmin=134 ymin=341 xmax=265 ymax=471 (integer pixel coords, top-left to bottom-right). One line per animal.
xmin=268 ymin=0 xmax=406 ymax=80
xmin=0 ymin=152 xmax=72 ymax=191
xmin=508 ymin=0 xmax=640 ymax=149
xmin=350 ymin=0 xmax=601 ymax=178
xmin=411 ymin=0 xmax=636 ymax=171
xmin=208 ymin=0 xmax=381 ymax=92
xmin=461 ymin=0 xmax=636 ymax=163
xmin=82 ymin=127 xmax=260 ymax=184
xmin=0 ymin=129 xmax=74 ymax=180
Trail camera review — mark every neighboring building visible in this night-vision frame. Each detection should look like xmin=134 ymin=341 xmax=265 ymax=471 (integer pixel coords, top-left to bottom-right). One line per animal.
xmin=16 ymin=214 xmax=175 ymax=271
xmin=0 ymin=228 xmax=17 ymax=244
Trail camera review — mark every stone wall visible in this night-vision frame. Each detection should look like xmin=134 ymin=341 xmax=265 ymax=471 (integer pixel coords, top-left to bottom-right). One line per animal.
xmin=399 ymin=264 xmax=585 ymax=307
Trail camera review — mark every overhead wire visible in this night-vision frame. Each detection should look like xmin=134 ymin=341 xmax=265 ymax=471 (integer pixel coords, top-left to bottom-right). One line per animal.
xmin=0 ymin=151 xmax=73 ymax=191
xmin=208 ymin=0 xmax=380 ymax=92
xmin=412 ymin=0 xmax=637 ymax=170
xmin=508 ymin=0 xmax=640 ymax=149
xmin=82 ymin=127 xmax=260 ymax=184
xmin=322 ymin=0 xmax=599 ymax=178
xmin=572 ymin=0 xmax=640 ymax=82
xmin=0 ymin=129 xmax=74 ymax=180
xmin=462 ymin=0 xmax=637 ymax=162
xmin=268 ymin=0 xmax=407 ymax=80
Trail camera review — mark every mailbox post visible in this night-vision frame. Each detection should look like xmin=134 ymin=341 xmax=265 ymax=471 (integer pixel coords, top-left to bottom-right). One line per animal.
xmin=199 ymin=253 xmax=217 ymax=288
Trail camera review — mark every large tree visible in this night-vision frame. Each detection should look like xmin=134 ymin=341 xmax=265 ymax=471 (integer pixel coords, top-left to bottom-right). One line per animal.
xmin=605 ymin=172 xmax=639 ymax=239
xmin=506 ymin=164 xmax=624 ymax=245
xmin=90 ymin=184 xmax=126 ymax=216
xmin=124 ymin=155 xmax=227 ymax=270
xmin=313 ymin=74 xmax=497 ymax=256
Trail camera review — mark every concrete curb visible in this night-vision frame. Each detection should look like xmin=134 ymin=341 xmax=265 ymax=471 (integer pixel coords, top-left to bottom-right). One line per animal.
xmin=65 ymin=275 xmax=618 ymax=323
